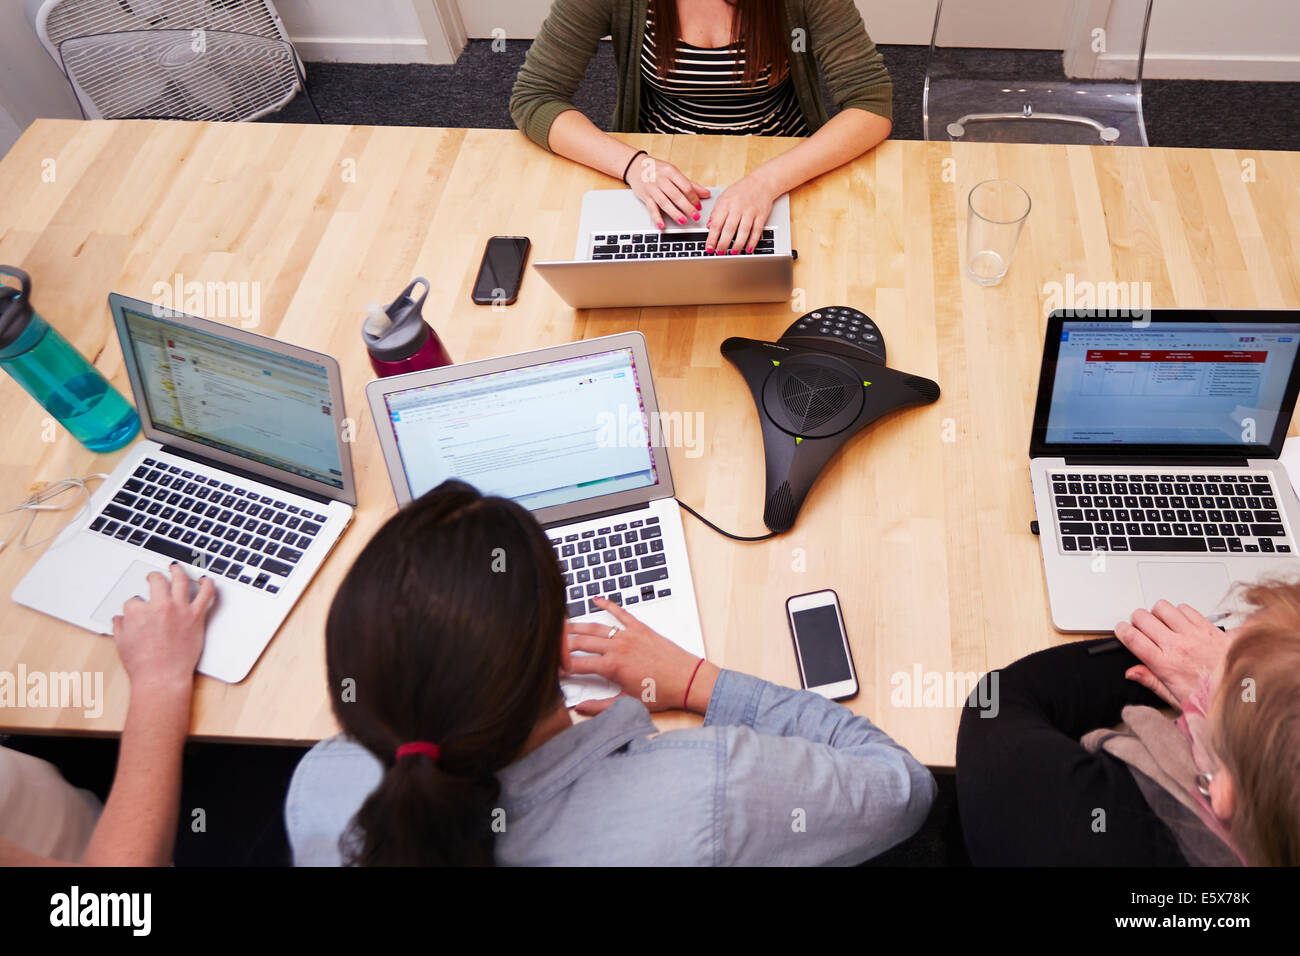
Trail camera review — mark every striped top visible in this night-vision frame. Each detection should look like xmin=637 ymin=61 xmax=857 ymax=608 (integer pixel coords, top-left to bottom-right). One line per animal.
xmin=638 ymin=14 xmax=809 ymax=136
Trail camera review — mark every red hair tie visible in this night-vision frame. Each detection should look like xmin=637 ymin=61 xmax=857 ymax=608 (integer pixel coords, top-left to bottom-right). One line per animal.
xmin=395 ymin=741 xmax=441 ymax=763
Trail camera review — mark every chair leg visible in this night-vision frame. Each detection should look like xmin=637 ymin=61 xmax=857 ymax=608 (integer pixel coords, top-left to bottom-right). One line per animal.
xmin=302 ymin=83 xmax=324 ymax=124
xmin=293 ymin=60 xmax=324 ymax=124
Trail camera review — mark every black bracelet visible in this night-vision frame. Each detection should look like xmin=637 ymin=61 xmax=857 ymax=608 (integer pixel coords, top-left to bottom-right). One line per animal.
xmin=622 ymin=149 xmax=648 ymax=185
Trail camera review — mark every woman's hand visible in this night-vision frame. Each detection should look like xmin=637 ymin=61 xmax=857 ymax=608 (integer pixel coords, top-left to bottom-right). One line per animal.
xmin=706 ymin=170 xmax=780 ymax=255
xmin=564 ymin=597 xmax=718 ymax=716
xmin=626 ymin=154 xmax=710 ymax=230
xmin=112 ymin=564 xmax=215 ymax=698
xmin=1114 ymin=600 xmax=1238 ymax=708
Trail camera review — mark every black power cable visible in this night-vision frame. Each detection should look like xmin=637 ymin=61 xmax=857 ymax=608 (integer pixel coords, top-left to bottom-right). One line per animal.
xmin=675 ymin=498 xmax=777 ymax=542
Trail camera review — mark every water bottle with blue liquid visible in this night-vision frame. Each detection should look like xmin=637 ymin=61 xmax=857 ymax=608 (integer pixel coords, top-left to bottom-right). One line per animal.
xmin=0 ymin=266 xmax=139 ymax=452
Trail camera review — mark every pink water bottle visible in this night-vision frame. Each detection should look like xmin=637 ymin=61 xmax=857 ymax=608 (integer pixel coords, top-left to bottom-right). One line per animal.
xmin=362 ymin=278 xmax=452 ymax=377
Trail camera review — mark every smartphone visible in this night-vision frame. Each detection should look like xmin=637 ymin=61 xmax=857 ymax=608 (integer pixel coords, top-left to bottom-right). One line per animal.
xmin=472 ymin=236 xmax=531 ymax=306
xmin=786 ymin=589 xmax=858 ymax=701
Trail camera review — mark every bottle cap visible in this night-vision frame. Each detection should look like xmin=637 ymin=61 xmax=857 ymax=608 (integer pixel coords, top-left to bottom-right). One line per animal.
xmin=362 ymin=279 xmax=432 ymax=364
xmin=363 ymin=302 xmax=392 ymax=337
xmin=0 ymin=267 xmax=34 ymax=351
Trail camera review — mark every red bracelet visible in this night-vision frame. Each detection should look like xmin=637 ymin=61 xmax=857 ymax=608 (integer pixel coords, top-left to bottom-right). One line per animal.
xmin=683 ymin=657 xmax=705 ymax=711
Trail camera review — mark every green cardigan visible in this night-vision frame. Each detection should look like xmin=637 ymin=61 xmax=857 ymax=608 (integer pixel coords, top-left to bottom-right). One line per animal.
xmin=510 ymin=0 xmax=893 ymax=151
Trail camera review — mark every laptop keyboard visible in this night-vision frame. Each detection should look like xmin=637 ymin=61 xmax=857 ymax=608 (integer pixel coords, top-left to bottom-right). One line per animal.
xmin=590 ymin=230 xmax=776 ymax=259
xmin=87 ymin=456 xmax=330 ymax=593
xmin=550 ymin=515 xmax=674 ymax=617
xmin=1051 ymin=469 xmax=1292 ymax=556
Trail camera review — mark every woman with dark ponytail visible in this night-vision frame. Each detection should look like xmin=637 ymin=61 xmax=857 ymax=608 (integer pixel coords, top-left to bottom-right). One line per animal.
xmin=287 ymin=480 xmax=935 ymax=866
xmin=317 ymin=481 xmax=565 ymax=866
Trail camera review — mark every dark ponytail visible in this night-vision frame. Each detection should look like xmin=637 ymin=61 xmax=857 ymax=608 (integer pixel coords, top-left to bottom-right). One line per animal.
xmin=326 ymin=480 xmax=565 ymax=866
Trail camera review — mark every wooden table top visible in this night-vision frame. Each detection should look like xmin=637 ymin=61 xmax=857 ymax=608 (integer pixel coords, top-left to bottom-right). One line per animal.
xmin=1 ymin=119 xmax=1297 ymax=766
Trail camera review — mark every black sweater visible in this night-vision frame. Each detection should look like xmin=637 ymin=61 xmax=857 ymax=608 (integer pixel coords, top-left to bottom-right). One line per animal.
xmin=956 ymin=639 xmax=1188 ymax=866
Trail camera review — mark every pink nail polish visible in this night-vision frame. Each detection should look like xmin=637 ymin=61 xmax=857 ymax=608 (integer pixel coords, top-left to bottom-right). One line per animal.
xmin=730 ymin=250 xmax=738 ymax=255
xmin=678 ymin=217 xmax=687 ymax=225
xmin=707 ymin=219 xmax=713 ymax=226
xmin=705 ymin=246 xmax=714 ymax=253
xmin=746 ymin=247 xmax=754 ymax=254
xmin=692 ymin=213 xmax=700 ymax=221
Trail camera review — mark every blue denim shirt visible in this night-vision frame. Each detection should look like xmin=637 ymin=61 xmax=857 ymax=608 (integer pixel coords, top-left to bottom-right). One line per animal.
xmin=285 ymin=669 xmax=936 ymax=865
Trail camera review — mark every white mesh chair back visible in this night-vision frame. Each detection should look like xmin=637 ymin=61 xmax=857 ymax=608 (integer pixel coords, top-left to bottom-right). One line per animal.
xmin=28 ymin=0 xmax=303 ymax=122
xmin=59 ymin=30 xmax=303 ymax=121
xmin=32 ymin=0 xmax=287 ymax=50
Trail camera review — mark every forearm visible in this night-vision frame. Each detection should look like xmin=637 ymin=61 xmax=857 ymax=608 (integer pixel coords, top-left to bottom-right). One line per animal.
xmin=684 ymin=661 xmax=720 ymax=714
xmin=986 ymin=640 xmax=1164 ymax=739
xmin=704 ymin=669 xmax=902 ymax=752
xmin=751 ymin=108 xmax=891 ymax=195
xmin=548 ymin=109 xmax=643 ymax=182
xmin=81 ymin=683 xmax=192 ymax=866
xmin=712 ymin=671 xmax=936 ymax=864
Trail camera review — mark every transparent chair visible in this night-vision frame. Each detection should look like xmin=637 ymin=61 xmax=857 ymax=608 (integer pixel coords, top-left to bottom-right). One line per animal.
xmin=57 ymin=29 xmax=319 ymax=123
xmin=924 ymin=0 xmax=1153 ymax=146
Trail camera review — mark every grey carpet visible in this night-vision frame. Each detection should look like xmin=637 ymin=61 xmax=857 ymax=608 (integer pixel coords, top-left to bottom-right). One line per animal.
xmin=273 ymin=39 xmax=1300 ymax=152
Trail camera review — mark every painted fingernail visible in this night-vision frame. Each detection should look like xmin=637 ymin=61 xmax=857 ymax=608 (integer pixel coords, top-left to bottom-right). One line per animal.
xmin=657 ymin=222 xmax=665 ymax=229
xmin=692 ymin=213 xmax=700 ymax=221
xmin=746 ymin=246 xmax=754 ymax=254
xmin=678 ymin=217 xmax=687 ymax=225
xmin=730 ymin=249 xmax=738 ymax=255
xmin=695 ymin=202 xmax=702 ymax=210
xmin=707 ymin=219 xmax=713 ymax=226
xmin=705 ymin=246 xmax=714 ymax=253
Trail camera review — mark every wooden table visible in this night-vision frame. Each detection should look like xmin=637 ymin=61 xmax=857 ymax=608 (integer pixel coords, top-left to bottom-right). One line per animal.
xmin=2 ymin=120 xmax=1297 ymax=766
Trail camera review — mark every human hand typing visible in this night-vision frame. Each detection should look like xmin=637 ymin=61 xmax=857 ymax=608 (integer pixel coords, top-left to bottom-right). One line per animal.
xmin=112 ymin=564 xmax=215 ymax=699
xmin=564 ymin=597 xmax=718 ymax=715
xmin=1114 ymin=600 xmax=1238 ymax=708
xmin=625 ymin=153 xmax=710 ymax=230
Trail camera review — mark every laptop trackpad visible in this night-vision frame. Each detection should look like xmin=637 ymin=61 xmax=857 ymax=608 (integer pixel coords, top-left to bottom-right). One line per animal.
xmin=91 ymin=560 xmax=203 ymax=630
xmin=1137 ymin=562 xmax=1230 ymax=614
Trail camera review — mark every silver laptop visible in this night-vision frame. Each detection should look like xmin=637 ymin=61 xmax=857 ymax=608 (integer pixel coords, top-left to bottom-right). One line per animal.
xmin=13 ymin=294 xmax=356 ymax=683
xmin=533 ymin=188 xmax=795 ymax=309
xmin=1030 ymin=309 xmax=1300 ymax=631
xmin=366 ymin=331 xmax=706 ymax=704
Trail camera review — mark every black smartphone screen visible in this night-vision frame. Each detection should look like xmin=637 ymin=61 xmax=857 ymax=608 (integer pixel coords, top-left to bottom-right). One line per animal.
xmin=791 ymin=603 xmax=853 ymax=687
xmin=472 ymin=237 xmax=530 ymax=305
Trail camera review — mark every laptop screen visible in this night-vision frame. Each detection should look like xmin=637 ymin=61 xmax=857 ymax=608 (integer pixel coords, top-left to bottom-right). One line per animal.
xmin=121 ymin=306 xmax=346 ymax=489
xmin=1041 ymin=317 xmax=1300 ymax=450
xmin=381 ymin=347 xmax=660 ymax=509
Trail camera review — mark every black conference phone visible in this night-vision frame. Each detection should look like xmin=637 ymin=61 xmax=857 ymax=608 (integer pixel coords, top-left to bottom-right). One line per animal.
xmin=721 ymin=307 xmax=941 ymax=532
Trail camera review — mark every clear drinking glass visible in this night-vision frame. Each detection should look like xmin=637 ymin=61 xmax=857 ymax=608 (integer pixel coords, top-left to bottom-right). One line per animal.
xmin=966 ymin=179 xmax=1031 ymax=286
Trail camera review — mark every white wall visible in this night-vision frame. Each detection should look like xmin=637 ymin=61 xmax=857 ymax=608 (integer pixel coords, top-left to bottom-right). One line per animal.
xmin=0 ymin=104 xmax=23 ymax=155
xmin=459 ymin=1 xmax=1069 ymax=46
xmin=274 ymin=0 xmax=435 ymax=64
xmin=0 ymin=0 xmax=82 ymax=155
xmin=1100 ymin=0 xmax=1300 ymax=80
xmin=458 ymin=0 xmax=1300 ymax=80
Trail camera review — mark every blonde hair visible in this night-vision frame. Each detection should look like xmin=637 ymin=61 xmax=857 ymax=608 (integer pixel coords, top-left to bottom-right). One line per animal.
xmin=1212 ymin=580 xmax=1300 ymax=866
